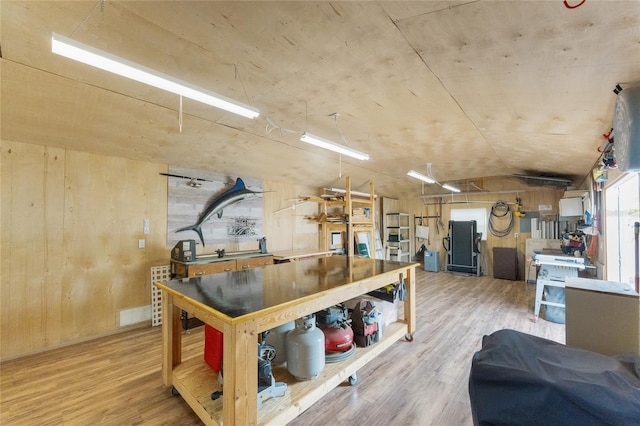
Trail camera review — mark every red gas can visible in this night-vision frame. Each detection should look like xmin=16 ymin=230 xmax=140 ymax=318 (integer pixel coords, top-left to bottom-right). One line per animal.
xmin=204 ymin=324 xmax=223 ymax=372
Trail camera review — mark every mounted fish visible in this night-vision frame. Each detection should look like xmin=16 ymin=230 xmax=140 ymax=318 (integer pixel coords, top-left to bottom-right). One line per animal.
xmin=176 ymin=177 xmax=262 ymax=246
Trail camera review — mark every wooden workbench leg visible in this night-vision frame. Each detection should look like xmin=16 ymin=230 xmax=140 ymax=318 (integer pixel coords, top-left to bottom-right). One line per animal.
xmin=404 ymin=266 xmax=416 ymax=335
xmin=222 ymin=319 xmax=258 ymax=426
xmin=161 ymin=292 xmax=182 ymax=386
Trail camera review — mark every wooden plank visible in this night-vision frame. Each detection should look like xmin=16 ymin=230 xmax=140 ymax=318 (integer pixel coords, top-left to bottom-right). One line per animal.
xmin=1 ymin=142 xmax=65 ymax=357
xmin=223 ymin=319 xmax=258 ymax=426
xmin=161 ymin=293 xmax=182 ymax=386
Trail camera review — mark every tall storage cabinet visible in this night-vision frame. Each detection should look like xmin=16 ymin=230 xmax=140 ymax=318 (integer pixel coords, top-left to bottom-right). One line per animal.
xmin=385 ymin=213 xmax=412 ymax=262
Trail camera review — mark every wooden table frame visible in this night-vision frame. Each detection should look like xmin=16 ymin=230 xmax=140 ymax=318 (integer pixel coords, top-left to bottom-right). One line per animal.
xmin=157 ymin=259 xmax=417 ymax=425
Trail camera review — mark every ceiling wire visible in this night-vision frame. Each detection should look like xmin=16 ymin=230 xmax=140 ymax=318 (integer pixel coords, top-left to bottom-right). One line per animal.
xmin=234 ymin=64 xmax=255 ymax=108
xmin=332 ymin=114 xmax=345 ymax=178
xmin=265 ymin=117 xmax=297 ymax=137
xmin=70 ymin=0 xmax=103 ymax=37
xmin=178 ymin=95 xmax=183 ymax=133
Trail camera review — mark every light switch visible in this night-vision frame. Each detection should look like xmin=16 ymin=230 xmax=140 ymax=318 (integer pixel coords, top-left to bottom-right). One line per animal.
xmin=143 ymin=218 xmax=150 ymax=235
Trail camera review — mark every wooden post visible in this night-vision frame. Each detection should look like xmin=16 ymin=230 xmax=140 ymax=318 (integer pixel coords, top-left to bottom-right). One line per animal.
xmin=404 ymin=267 xmax=416 ymax=334
xmin=222 ymin=319 xmax=258 ymax=425
xmin=161 ymin=293 xmax=182 ymax=386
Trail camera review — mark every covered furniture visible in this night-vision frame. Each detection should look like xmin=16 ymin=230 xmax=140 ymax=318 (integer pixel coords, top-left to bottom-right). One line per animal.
xmin=469 ymin=329 xmax=640 ymax=426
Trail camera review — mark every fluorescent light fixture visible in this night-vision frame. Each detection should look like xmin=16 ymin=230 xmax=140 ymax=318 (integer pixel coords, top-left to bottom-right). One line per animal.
xmin=407 ymin=170 xmax=437 ymax=184
xmin=300 ymin=132 xmax=369 ymax=161
xmin=328 ymin=188 xmax=377 ymax=199
xmin=442 ymin=183 xmax=461 ymax=193
xmin=51 ymin=33 xmax=260 ymax=119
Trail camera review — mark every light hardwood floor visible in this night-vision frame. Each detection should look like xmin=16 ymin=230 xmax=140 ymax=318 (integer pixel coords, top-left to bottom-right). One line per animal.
xmin=1 ymin=269 xmax=564 ymax=425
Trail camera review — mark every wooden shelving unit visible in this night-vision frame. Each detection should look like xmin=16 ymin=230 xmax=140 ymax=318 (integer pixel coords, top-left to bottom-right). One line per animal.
xmin=319 ymin=176 xmax=376 ymax=258
xmin=171 ymin=322 xmax=409 ymax=425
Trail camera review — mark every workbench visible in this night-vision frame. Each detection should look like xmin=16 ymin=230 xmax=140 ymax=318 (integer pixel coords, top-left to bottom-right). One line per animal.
xmin=156 ymin=255 xmax=417 ymax=425
xmin=171 ymin=252 xmax=273 ymax=278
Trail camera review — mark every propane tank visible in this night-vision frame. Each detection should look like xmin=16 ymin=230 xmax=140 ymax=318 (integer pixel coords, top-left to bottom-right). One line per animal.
xmin=266 ymin=321 xmax=295 ymax=366
xmin=286 ymin=315 xmax=325 ymax=380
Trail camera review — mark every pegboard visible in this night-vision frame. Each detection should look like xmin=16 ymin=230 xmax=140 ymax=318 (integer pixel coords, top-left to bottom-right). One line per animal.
xmin=151 ymin=265 xmax=171 ymax=326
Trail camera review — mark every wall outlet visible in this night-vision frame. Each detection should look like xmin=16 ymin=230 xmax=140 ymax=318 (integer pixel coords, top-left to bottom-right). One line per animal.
xmin=138 ymin=239 xmax=145 ymax=248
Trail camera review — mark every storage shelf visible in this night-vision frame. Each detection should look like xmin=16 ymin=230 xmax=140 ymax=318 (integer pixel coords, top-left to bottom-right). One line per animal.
xmin=172 ymin=322 xmax=409 ymax=425
xmin=260 ymin=321 xmax=408 ymax=425
xmin=319 ymin=176 xmax=376 ymax=258
xmin=385 ymin=213 xmax=412 ymax=262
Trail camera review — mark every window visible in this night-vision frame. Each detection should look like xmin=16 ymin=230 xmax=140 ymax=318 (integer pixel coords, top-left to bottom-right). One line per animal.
xmin=604 ymin=173 xmax=640 ymax=285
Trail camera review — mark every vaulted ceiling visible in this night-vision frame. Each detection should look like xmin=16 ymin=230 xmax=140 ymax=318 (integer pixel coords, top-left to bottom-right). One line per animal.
xmin=2 ymin=1 xmax=639 ymax=197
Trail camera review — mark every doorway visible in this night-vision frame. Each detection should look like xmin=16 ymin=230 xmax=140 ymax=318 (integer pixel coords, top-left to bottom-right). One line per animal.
xmin=604 ymin=173 xmax=640 ymax=285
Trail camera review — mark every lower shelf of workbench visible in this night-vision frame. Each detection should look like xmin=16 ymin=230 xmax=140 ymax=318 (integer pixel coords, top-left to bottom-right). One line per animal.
xmin=170 ymin=321 xmax=409 ymax=426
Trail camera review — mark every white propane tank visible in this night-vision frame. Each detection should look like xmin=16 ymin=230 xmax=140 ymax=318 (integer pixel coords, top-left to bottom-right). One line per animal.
xmin=266 ymin=321 xmax=295 ymax=366
xmin=286 ymin=315 xmax=325 ymax=380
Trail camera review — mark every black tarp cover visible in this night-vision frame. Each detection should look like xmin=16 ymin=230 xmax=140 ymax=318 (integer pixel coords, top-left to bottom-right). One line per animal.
xmin=469 ymin=329 xmax=640 ymax=426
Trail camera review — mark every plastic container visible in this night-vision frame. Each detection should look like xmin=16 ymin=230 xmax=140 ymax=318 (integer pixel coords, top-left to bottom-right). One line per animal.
xmin=424 ymin=251 xmax=439 ymax=272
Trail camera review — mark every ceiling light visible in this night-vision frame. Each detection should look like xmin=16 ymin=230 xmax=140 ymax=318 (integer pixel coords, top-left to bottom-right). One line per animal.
xmin=300 ymin=132 xmax=369 ymax=161
xmin=442 ymin=183 xmax=461 ymax=193
xmin=407 ymin=170 xmax=437 ymax=184
xmin=328 ymin=188 xmax=377 ymax=198
xmin=51 ymin=33 xmax=260 ymax=119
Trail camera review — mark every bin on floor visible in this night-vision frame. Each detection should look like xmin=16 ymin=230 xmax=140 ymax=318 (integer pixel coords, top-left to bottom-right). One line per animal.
xmin=424 ymin=251 xmax=439 ymax=272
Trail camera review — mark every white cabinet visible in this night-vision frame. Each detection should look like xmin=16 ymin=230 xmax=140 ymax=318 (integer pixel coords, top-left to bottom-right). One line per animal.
xmin=385 ymin=213 xmax=412 ymax=262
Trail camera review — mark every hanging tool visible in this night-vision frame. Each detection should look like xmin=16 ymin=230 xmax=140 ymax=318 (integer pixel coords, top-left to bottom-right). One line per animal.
xmin=514 ymin=197 xmax=526 ymax=218
xmin=437 ymin=198 xmax=445 ymax=234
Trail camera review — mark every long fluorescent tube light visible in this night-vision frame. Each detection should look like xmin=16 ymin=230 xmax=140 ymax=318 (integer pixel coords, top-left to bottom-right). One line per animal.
xmin=442 ymin=183 xmax=461 ymax=193
xmin=51 ymin=33 xmax=260 ymax=119
xmin=407 ymin=170 xmax=437 ymax=184
xmin=300 ymin=132 xmax=369 ymax=161
xmin=328 ymin=188 xmax=377 ymax=198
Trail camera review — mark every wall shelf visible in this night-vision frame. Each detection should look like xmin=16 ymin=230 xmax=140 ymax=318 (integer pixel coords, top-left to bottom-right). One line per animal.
xmin=385 ymin=212 xmax=412 ymax=262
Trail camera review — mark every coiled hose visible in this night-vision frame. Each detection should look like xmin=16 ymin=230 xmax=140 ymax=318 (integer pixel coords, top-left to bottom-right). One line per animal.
xmin=488 ymin=201 xmax=514 ymax=237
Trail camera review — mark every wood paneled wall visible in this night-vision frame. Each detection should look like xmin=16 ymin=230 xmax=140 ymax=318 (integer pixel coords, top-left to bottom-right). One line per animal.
xmin=1 ymin=140 xmax=169 ymax=359
xmin=399 ymin=186 xmax=564 ymax=278
xmin=1 ymin=139 xmax=565 ymax=360
xmin=262 ymin=180 xmax=321 ymax=252
xmin=0 ymin=140 xmax=320 ymax=360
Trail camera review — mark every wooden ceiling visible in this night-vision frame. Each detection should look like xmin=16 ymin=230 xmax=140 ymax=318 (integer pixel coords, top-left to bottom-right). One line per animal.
xmin=2 ymin=1 xmax=639 ymax=197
